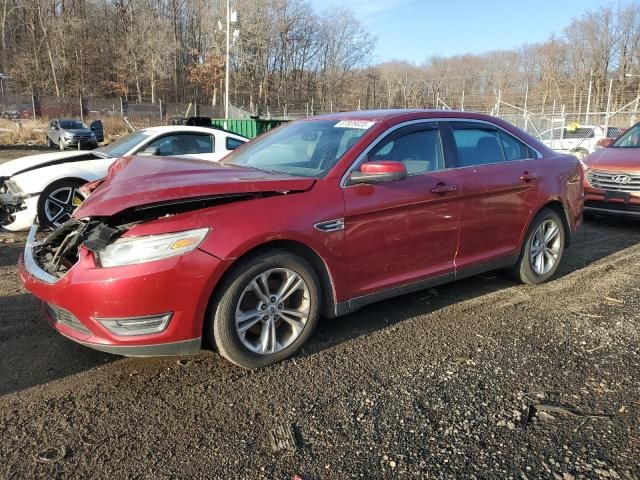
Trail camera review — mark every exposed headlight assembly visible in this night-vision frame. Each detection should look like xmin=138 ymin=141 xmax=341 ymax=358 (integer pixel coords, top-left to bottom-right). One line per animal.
xmin=3 ymin=179 xmax=24 ymax=194
xmin=98 ymin=228 xmax=209 ymax=268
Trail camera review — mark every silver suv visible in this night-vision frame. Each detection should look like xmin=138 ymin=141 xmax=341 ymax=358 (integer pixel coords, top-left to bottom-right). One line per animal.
xmin=47 ymin=119 xmax=104 ymax=149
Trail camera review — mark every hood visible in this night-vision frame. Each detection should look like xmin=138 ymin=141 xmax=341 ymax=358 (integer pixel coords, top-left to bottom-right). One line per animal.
xmin=74 ymin=155 xmax=316 ymax=218
xmin=584 ymin=147 xmax=640 ymax=171
xmin=62 ymin=128 xmax=94 ymax=135
xmin=0 ymin=150 xmax=110 ymax=178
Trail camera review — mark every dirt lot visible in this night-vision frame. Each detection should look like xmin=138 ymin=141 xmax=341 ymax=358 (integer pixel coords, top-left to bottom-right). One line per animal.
xmin=1 ymin=150 xmax=639 ymax=479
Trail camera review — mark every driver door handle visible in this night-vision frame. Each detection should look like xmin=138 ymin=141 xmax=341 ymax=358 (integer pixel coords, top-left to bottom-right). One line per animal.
xmin=520 ymin=171 xmax=538 ymax=182
xmin=431 ymin=183 xmax=457 ymax=194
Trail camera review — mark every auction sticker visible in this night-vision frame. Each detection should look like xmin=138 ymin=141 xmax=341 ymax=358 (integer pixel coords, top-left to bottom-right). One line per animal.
xmin=334 ymin=120 xmax=375 ymax=129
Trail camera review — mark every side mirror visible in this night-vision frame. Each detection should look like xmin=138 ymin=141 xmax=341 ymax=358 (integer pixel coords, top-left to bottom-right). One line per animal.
xmin=349 ymin=161 xmax=407 ymax=185
xmin=139 ymin=146 xmax=161 ymax=156
xmin=596 ymin=138 xmax=614 ymax=148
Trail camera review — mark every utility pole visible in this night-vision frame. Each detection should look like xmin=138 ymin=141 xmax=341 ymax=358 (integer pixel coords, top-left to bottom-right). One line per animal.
xmin=585 ymin=70 xmax=593 ymax=124
xmin=625 ymin=73 xmax=640 ymax=126
xmin=224 ymin=0 xmax=230 ymax=122
xmin=523 ymin=83 xmax=529 ymax=132
xmin=604 ymin=78 xmax=613 ymax=132
xmin=223 ymin=1 xmax=238 ymax=125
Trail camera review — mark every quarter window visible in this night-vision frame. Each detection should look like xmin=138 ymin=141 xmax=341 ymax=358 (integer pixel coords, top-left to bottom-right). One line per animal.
xmin=499 ymin=131 xmax=535 ymax=161
xmin=226 ymin=137 xmax=245 ymax=150
xmin=368 ymin=128 xmax=444 ymax=175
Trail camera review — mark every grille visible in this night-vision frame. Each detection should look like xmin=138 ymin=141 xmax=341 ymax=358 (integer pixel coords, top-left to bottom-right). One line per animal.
xmin=45 ymin=303 xmax=90 ymax=334
xmin=587 ymin=170 xmax=640 ymax=192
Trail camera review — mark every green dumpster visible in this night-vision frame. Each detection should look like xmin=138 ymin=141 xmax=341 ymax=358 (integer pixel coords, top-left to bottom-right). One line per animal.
xmin=210 ymin=118 xmax=289 ymax=139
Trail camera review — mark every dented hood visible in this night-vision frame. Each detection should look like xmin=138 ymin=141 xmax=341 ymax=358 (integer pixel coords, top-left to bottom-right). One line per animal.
xmin=74 ymin=155 xmax=316 ymax=218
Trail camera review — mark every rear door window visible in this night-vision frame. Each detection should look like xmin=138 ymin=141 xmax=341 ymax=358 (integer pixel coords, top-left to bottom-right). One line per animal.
xmin=451 ymin=127 xmax=504 ymax=167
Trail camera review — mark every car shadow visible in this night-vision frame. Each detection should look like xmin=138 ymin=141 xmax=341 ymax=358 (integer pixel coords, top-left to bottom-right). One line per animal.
xmin=0 ymin=293 xmax=117 ymax=396
xmin=0 ymin=239 xmax=24 ymax=268
xmin=1 ymin=216 xmax=639 ymax=395
xmin=304 ymin=215 xmax=640 ymax=359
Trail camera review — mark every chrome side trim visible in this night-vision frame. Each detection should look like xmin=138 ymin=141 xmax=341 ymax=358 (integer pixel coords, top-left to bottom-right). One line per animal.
xmin=340 ymin=117 xmax=544 ymax=187
xmin=314 ymin=218 xmax=345 ymax=232
xmin=24 ymin=222 xmax=58 ymax=285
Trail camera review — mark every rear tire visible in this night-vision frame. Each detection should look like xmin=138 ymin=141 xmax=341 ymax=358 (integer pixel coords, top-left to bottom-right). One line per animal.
xmin=47 ymin=137 xmax=55 ymax=148
xmin=510 ymin=209 xmax=565 ymax=285
xmin=207 ymin=250 xmax=321 ymax=369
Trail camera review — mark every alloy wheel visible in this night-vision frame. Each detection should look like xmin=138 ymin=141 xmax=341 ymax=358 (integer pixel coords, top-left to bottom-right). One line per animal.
xmin=44 ymin=186 xmax=86 ymax=227
xmin=235 ymin=268 xmax=310 ymax=355
xmin=529 ymin=219 xmax=561 ymax=275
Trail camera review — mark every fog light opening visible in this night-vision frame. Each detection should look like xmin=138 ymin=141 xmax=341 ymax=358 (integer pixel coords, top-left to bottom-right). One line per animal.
xmin=97 ymin=313 xmax=172 ymax=336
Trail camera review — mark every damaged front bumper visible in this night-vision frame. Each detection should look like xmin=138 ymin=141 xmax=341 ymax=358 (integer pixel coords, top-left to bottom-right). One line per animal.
xmin=20 ymin=220 xmax=227 ymax=357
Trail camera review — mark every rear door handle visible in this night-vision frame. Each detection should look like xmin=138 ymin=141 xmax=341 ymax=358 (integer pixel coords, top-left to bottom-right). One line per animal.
xmin=431 ymin=183 xmax=457 ymax=194
xmin=520 ymin=172 xmax=538 ymax=182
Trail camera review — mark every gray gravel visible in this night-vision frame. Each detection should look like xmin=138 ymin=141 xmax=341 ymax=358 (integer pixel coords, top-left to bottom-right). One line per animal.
xmin=0 ymin=155 xmax=638 ymax=479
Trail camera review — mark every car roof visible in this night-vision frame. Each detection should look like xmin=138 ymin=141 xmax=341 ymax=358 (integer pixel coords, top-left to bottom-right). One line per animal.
xmin=307 ymin=109 xmax=518 ymax=124
xmin=138 ymin=125 xmax=245 ymax=137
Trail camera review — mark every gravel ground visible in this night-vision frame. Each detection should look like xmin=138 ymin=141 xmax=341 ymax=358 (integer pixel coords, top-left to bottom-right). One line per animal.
xmin=0 ymin=151 xmax=639 ymax=479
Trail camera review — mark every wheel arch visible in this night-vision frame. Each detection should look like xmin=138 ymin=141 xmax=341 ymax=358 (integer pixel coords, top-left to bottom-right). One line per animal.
xmin=38 ymin=176 xmax=91 ymax=202
xmin=522 ymin=199 xmax=572 ymax=249
xmin=207 ymin=239 xmax=339 ymax=322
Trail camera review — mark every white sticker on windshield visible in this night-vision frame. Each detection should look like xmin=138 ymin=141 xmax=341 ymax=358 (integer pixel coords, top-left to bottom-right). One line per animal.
xmin=334 ymin=120 xmax=375 ymax=129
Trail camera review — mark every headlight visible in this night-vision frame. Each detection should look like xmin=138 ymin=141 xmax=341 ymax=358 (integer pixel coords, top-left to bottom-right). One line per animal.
xmin=63 ymin=132 xmax=74 ymax=139
xmin=4 ymin=179 xmax=24 ymax=194
xmin=98 ymin=228 xmax=209 ymax=267
xmin=579 ymin=158 xmax=589 ymax=172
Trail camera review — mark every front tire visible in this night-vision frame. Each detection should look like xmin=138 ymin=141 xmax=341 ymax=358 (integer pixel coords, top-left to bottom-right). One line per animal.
xmin=511 ymin=209 xmax=565 ymax=285
xmin=37 ymin=179 xmax=87 ymax=230
xmin=207 ymin=250 xmax=321 ymax=369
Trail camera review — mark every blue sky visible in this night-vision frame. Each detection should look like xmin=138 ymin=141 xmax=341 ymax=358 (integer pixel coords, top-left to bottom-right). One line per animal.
xmin=311 ymin=0 xmax=614 ymax=63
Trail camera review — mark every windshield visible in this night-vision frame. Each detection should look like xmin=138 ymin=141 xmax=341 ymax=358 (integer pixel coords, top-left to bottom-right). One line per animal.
xmin=222 ymin=119 xmax=373 ymax=178
xmin=59 ymin=120 xmax=87 ymax=129
xmin=97 ymin=131 xmax=152 ymax=157
xmin=612 ymin=124 xmax=640 ymax=148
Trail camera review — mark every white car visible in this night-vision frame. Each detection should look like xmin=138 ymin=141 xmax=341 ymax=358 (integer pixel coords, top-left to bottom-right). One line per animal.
xmin=540 ymin=125 xmax=623 ymax=159
xmin=0 ymin=126 xmax=247 ymax=231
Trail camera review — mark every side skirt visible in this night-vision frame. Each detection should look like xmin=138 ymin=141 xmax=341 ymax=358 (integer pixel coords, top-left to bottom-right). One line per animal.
xmin=334 ymin=254 xmax=519 ymax=316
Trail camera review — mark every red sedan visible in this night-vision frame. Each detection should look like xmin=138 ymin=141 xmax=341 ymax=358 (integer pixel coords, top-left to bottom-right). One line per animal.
xmin=20 ymin=110 xmax=583 ymax=368
xmin=583 ymin=122 xmax=640 ymax=217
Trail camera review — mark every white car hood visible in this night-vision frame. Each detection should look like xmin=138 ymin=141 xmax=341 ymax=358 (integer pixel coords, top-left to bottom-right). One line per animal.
xmin=0 ymin=150 xmax=111 ymax=178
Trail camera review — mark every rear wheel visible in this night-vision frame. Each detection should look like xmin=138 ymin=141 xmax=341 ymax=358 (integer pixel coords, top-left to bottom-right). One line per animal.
xmin=510 ymin=209 xmax=565 ymax=285
xmin=37 ymin=179 xmax=87 ymax=230
xmin=207 ymin=251 xmax=321 ymax=369
xmin=47 ymin=137 xmax=55 ymax=148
